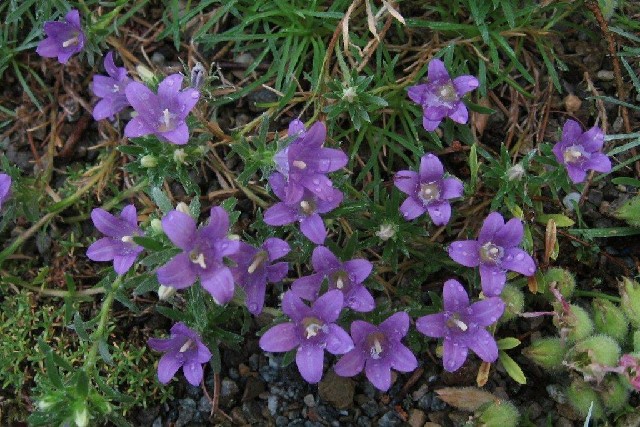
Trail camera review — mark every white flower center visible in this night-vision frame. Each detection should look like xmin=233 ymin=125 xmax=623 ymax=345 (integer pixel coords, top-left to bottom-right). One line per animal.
xmin=480 ymin=241 xmax=503 ymax=263
xmin=292 ymin=160 xmax=307 ymax=170
xmin=438 ymin=83 xmax=457 ymax=102
xmin=299 ymin=200 xmax=315 ymax=215
xmin=158 ymin=108 xmax=176 ymax=132
xmin=563 ymin=146 xmax=584 ymax=164
xmin=112 ymin=84 xmax=121 ymax=93
xmin=121 ymin=235 xmax=134 ymax=243
xmin=367 ymin=332 xmax=386 ymax=360
xmin=451 ymin=318 xmax=468 ymax=331
xmin=305 ymin=323 xmax=322 ymax=339
xmin=62 ymin=34 xmax=79 ymax=48
xmin=179 ymin=339 xmax=194 ymax=353
xmin=419 ymin=182 xmax=440 ymax=203
xmin=189 ymin=251 xmax=207 ymax=269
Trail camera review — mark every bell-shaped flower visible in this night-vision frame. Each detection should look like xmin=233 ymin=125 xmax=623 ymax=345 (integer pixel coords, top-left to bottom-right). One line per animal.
xmin=448 ymin=212 xmax=536 ymax=296
xmin=86 ymin=204 xmax=144 ymax=275
xmin=0 ymin=173 xmax=11 ymax=211
xmin=124 ymin=74 xmax=199 ymax=145
xmin=552 ymin=119 xmax=611 ymax=183
xmin=36 ymin=9 xmax=86 ymax=64
xmin=394 ymin=152 xmax=463 ymax=225
xmin=156 ymin=207 xmax=240 ymax=304
xmin=148 ymin=322 xmax=212 ymax=386
xmin=291 ymin=246 xmax=374 ymax=312
xmin=259 ymin=290 xmax=354 ymax=384
xmin=416 ymin=279 xmax=504 ymax=372
xmin=264 ymin=172 xmax=342 ymax=245
xmin=334 ymin=312 xmax=417 ymax=391
xmin=407 ymin=59 xmax=478 ymax=131
xmin=92 ymin=51 xmax=132 ymax=120
xmin=230 ymin=238 xmax=290 ymax=315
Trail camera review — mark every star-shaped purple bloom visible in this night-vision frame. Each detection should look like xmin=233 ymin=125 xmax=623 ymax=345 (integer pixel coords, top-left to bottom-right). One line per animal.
xmin=394 ymin=153 xmax=463 ymax=225
xmin=334 ymin=312 xmax=418 ymax=391
xmin=416 ymin=279 xmax=504 ymax=372
xmin=407 ymin=59 xmax=478 ymax=131
xmin=0 ymin=173 xmax=11 ymax=211
xmin=148 ymin=322 xmax=212 ymax=386
xmin=264 ymin=172 xmax=342 ymax=245
xmin=552 ymin=119 xmax=612 ymax=184
xmin=86 ymin=204 xmax=144 ymax=275
xmin=230 ymin=238 xmax=290 ymax=315
xmin=92 ymin=51 xmax=132 ymax=121
xmin=124 ymin=74 xmax=200 ymax=145
xmin=259 ymin=290 xmax=354 ymax=384
xmin=273 ymin=121 xmax=348 ymax=204
xmin=156 ymin=207 xmax=240 ymax=304
xmin=448 ymin=212 xmax=536 ymax=297
xmin=36 ymin=9 xmax=86 ymax=64
xmin=291 ymin=246 xmax=374 ymax=312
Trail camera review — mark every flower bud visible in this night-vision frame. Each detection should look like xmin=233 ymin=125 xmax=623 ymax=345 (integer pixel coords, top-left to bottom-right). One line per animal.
xmin=566 ymin=379 xmax=603 ymax=419
xmin=601 ymin=376 xmax=628 ymax=412
xmin=499 ymin=284 xmax=524 ymax=323
xmin=158 ymin=285 xmax=177 ymax=301
xmin=341 ymin=86 xmax=357 ymax=103
xmin=620 ymin=277 xmax=640 ymax=328
xmin=173 ymin=148 xmax=187 ymax=164
xmin=190 ymin=62 xmax=206 ymax=90
xmin=176 ymin=202 xmax=190 ymax=215
xmin=150 ymin=218 xmax=163 ymax=233
xmin=37 ymin=396 xmax=57 ymax=410
xmin=540 ymin=268 xmax=575 ymax=300
xmin=569 ymin=334 xmax=621 ymax=368
xmin=375 ymin=223 xmax=397 ymax=241
xmin=506 ymin=164 xmax=525 ymax=181
xmin=592 ymin=298 xmax=628 ymax=342
xmin=477 ymin=400 xmax=519 ymax=427
xmin=553 ymin=303 xmax=593 ymax=343
xmin=74 ymin=405 xmax=89 ymax=427
xmin=135 ymin=64 xmax=156 ymax=85
xmin=140 ymin=155 xmax=158 ymax=168
xmin=523 ymin=337 xmax=566 ymax=370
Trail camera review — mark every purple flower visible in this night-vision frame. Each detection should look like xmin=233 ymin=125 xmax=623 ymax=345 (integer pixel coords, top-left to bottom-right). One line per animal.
xmin=259 ymin=290 xmax=354 ymax=383
xmin=148 ymin=322 xmax=212 ymax=386
xmin=264 ymin=172 xmax=342 ymax=244
xmin=156 ymin=207 xmax=240 ymax=304
xmin=92 ymin=51 xmax=132 ymax=120
xmin=86 ymin=205 xmax=144 ymax=275
xmin=273 ymin=121 xmax=348 ymax=204
xmin=407 ymin=59 xmax=478 ymax=131
xmin=230 ymin=238 xmax=290 ymax=315
xmin=416 ymin=279 xmax=504 ymax=372
xmin=124 ymin=74 xmax=200 ymax=145
xmin=36 ymin=9 xmax=85 ymax=64
xmin=291 ymin=246 xmax=374 ymax=312
xmin=0 ymin=173 xmax=11 ymax=210
xmin=334 ymin=312 xmax=418 ymax=391
xmin=448 ymin=212 xmax=536 ymax=296
xmin=619 ymin=354 xmax=640 ymax=391
xmin=552 ymin=120 xmax=612 ymax=183
xmin=394 ymin=153 xmax=463 ymax=225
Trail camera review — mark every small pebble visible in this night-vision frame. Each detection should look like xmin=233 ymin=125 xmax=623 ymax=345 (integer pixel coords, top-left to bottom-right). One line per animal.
xmin=304 ymin=394 xmax=316 ymax=407
xmin=596 ymin=70 xmax=615 ymax=81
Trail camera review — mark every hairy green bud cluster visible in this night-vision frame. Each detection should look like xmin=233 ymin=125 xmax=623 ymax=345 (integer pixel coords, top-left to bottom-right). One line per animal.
xmin=566 ymin=379 xmax=604 ymax=419
xmin=592 ymin=298 xmax=628 ymax=342
xmin=499 ymin=284 xmax=524 ymax=323
xmin=477 ymin=400 xmax=520 ymax=427
xmin=540 ymin=268 xmax=575 ymax=300
xmin=620 ymin=277 xmax=640 ymax=328
xmin=553 ymin=303 xmax=593 ymax=343
xmin=523 ymin=337 xmax=566 ymax=370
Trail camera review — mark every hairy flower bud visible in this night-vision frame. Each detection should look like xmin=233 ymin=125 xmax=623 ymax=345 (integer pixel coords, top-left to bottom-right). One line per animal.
xmin=157 ymin=285 xmax=177 ymax=301
xmin=499 ymin=284 xmax=524 ymax=323
xmin=140 ymin=155 xmax=158 ymax=168
xmin=506 ymin=164 xmax=525 ymax=181
xmin=173 ymin=148 xmax=187 ymax=164
xmin=190 ymin=62 xmax=206 ymax=89
xmin=523 ymin=337 xmax=566 ymax=370
xmin=620 ymin=277 xmax=640 ymax=328
xmin=135 ymin=64 xmax=156 ymax=84
xmin=175 ymin=202 xmax=190 ymax=215
xmin=150 ymin=218 xmax=163 ymax=233
xmin=601 ymin=376 xmax=629 ymax=412
xmin=553 ymin=304 xmax=593 ymax=343
xmin=341 ymin=86 xmax=357 ymax=103
xmin=592 ymin=298 xmax=628 ymax=342
xmin=541 ymin=268 xmax=575 ymax=300
xmin=569 ymin=334 xmax=621 ymax=368
xmin=566 ymin=379 xmax=603 ymax=419
xmin=477 ymin=400 xmax=520 ymax=427
xmin=375 ymin=223 xmax=397 ymax=241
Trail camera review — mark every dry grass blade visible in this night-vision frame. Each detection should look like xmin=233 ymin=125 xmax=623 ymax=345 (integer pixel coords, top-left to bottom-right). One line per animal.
xmin=436 ymin=386 xmax=496 ymax=411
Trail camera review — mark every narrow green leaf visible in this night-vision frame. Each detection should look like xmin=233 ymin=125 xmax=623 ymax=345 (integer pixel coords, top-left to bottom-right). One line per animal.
xmin=497 ymin=337 xmax=521 ymax=350
xmin=499 ymin=351 xmax=527 ymax=384
xmin=536 ymin=214 xmax=574 ymax=227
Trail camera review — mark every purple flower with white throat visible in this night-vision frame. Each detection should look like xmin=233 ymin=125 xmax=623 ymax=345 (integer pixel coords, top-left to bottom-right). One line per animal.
xmin=124 ymin=74 xmax=199 ymax=145
xmin=334 ymin=312 xmax=417 ymax=391
xmin=416 ymin=279 xmax=504 ymax=372
xmin=407 ymin=59 xmax=478 ymax=131
xmin=448 ymin=212 xmax=536 ymax=297
xmin=230 ymin=238 xmax=290 ymax=315
xmin=0 ymin=174 xmax=11 ymax=211
xmin=36 ymin=9 xmax=85 ymax=64
xmin=552 ymin=119 xmax=611 ymax=183
xmin=92 ymin=51 xmax=132 ymax=120
xmin=264 ymin=172 xmax=342 ymax=245
xmin=291 ymin=246 xmax=374 ymax=312
xmin=156 ymin=207 xmax=240 ymax=304
xmin=86 ymin=205 xmax=144 ymax=275
xmin=273 ymin=121 xmax=348 ymax=204
xmin=259 ymin=290 xmax=354 ymax=384
xmin=148 ymin=322 xmax=212 ymax=386
xmin=394 ymin=153 xmax=463 ymax=225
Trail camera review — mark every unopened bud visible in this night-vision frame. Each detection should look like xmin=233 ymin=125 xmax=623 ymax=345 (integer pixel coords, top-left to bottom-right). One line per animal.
xmin=228 ymin=233 xmax=240 ymax=241
xmin=569 ymin=334 xmax=621 ymax=368
xmin=477 ymin=400 xmax=520 ymax=427
xmin=566 ymin=379 xmax=603 ymax=419
xmin=157 ymin=285 xmax=177 ymax=301
xmin=173 ymin=148 xmax=187 ymax=164
xmin=190 ymin=62 xmax=206 ymax=89
xmin=620 ymin=277 xmax=640 ymax=328
xmin=37 ymin=396 xmax=56 ymax=410
xmin=140 ymin=155 xmax=157 ymax=168
xmin=342 ymin=86 xmax=357 ymax=103
xmin=74 ymin=406 xmax=89 ymax=427
xmin=499 ymin=284 xmax=524 ymax=323
xmin=553 ymin=303 xmax=593 ymax=343
xmin=375 ymin=223 xmax=397 ymax=241
xmin=523 ymin=337 xmax=566 ymax=370
xmin=601 ymin=376 xmax=629 ymax=412
xmin=506 ymin=164 xmax=525 ymax=181
xmin=135 ymin=65 xmax=156 ymax=85
xmin=150 ymin=218 xmax=163 ymax=233
xmin=592 ymin=298 xmax=628 ymax=342
xmin=176 ymin=202 xmax=190 ymax=215
xmin=541 ymin=268 xmax=575 ymax=301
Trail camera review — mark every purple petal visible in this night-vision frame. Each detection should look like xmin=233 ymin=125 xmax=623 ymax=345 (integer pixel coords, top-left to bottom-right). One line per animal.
xmin=300 ymin=214 xmax=327 ymax=245
xmin=407 ymin=84 xmax=428 ymax=104
xmin=157 ymin=74 xmax=184 ymax=99
xmin=282 ymin=290 xmax=310 ymax=321
xmin=423 ymin=105 xmax=449 ymax=121
xmin=161 ymin=210 xmax=196 ymax=250
xmin=479 ymin=264 xmax=506 ymax=297
xmin=125 ymin=82 xmax=156 ymax=116
xmin=195 ymin=341 xmax=213 ymax=363
xmin=443 ymin=279 xmax=470 ymax=312
xmin=465 ymin=328 xmax=499 ymax=363
xmin=266 ymin=262 xmax=289 ymax=283
xmin=65 ymin=9 xmax=81 ymax=28
xmin=427 ymin=201 xmax=451 ymax=226
xmin=148 ymin=336 xmax=179 ymax=352
xmin=0 ymin=174 xmax=11 ymax=201
xmin=578 ymin=125 xmax=604 ymax=152
xmin=422 ymin=115 xmax=442 ymax=132
xmin=311 ymin=246 xmax=340 ymax=272
xmin=92 ymin=75 xmax=116 ymax=98
xmin=400 ymin=197 xmax=427 ymax=220
xmin=300 ymin=122 xmax=326 ymax=148
xmin=157 ymin=352 xmax=183 ymax=384
xmin=415 ymin=313 xmax=447 ymax=338
xmin=334 ymin=350 xmax=366 ymax=377
xmin=291 ymin=273 xmax=324 ymax=301
xmin=288 ymin=119 xmax=306 ymax=137
xmin=263 ymin=237 xmax=291 ymax=261
xmin=344 ymin=285 xmax=375 ymax=312
xmin=585 ymin=153 xmax=611 ymax=173
xmin=561 ymin=119 xmax=584 ymax=145
xmin=113 ymin=254 xmax=138 ymax=275
xmin=268 ymin=173 xmax=288 ymax=201
xmin=493 ymin=217 xmax=523 ymax=248
xmin=92 ymin=99 xmax=116 ymax=121
xmin=501 ymin=248 xmax=536 ymax=276
xmin=209 ymin=206 xmax=230 ymax=238
xmin=201 ymin=267 xmax=235 ymax=305
xmin=325 ymin=324 xmax=354 ymax=355
xmin=552 ymin=141 xmax=566 ymax=165
xmin=441 ymin=177 xmax=463 ymax=199
xmin=312 ymin=290 xmax=343 ymax=323
xmin=157 ymin=253 xmax=197 ymax=289
xmin=124 ymin=116 xmax=153 ymax=138
xmin=419 ymin=153 xmax=444 ymax=183
xmin=478 ymin=212 xmax=505 ymax=243
xmin=393 ymin=170 xmax=418 ymax=195
xmin=468 ymin=298 xmax=505 ymax=327
xmin=91 ymin=208 xmax=122 ymax=238
xmin=389 ymin=344 xmax=418 ymax=373
xmin=428 ymin=59 xmax=450 ymax=83
xmin=244 ymin=277 xmax=267 ymax=315
xmin=259 ymin=323 xmax=299 ymax=352
xmin=566 ymin=164 xmax=587 ymax=183
xmin=87 ymin=238 xmax=116 ymax=262
xmin=448 ymin=103 xmax=469 ymax=124
xmin=448 ymin=240 xmax=480 ymax=267
xmin=264 ymin=203 xmax=296 ymax=226
xmin=316 ymin=189 xmax=343 ymax=213
xmin=159 ymin=123 xmax=190 ymax=145
xmin=175 ymin=89 xmax=200 ymax=118
xmin=182 ymin=361 xmax=204 ymax=386
xmin=296 ymin=345 xmax=325 ymax=383
xmin=284 ymin=181 xmax=305 ymax=204
xmin=314 ymin=148 xmax=348 ymax=173
xmin=36 ymin=37 xmax=60 ymax=58
xmin=301 ymin=174 xmax=336 ymax=201
xmin=365 ymin=359 xmax=392 ymax=391
xmin=443 ymin=338 xmax=469 ymax=372
xmin=344 ymin=259 xmax=372 ymax=284
xmin=453 ymin=75 xmax=479 ymax=95
xmin=103 ymin=51 xmax=118 ymax=77
xmin=350 ymin=320 xmax=377 ymax=344
xmin=120 ymin=205 xmax=138 ymax=227
xmin=379 ymin=312 xmax=410 ymax=342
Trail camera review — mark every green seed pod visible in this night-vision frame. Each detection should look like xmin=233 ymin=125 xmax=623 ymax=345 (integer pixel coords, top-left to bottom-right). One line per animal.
xmin=620 ymin=277 xmax=640 ymax=328
xmin=553 ymin=304 xmax=593 ymax=343
xmin=569 ymin=334 xmax=621 ymax=367
xmin=601 ymin=376 xmax=629 ymax=413
xmin=540 ymin=268 xmax=575 ymax=300
xmin=523 ymin=337 xmax=566 ymax=370
xmin=499 ymin=284 xmax=525 ymax=323
xmin=477 ymin=400 xmax=520 ymax=427
xmin=592 ymin=298 xmax=628 ymax=343
xmin=566 ymin=379 xmax=604 ymax=419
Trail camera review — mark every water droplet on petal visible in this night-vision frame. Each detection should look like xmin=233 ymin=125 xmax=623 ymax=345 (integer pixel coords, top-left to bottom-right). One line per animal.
xmin=515 ymin=253 xmax=525 ymax=261
xmin=462 ymin=251 xmax=468 ymax=256
xmin=528 ymin=267 xmax=535 ymax=273
xmin=312 ymin=178 xmax=320 ymax=185
xmin=191 ymin=92 xmax=199 ymax=98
